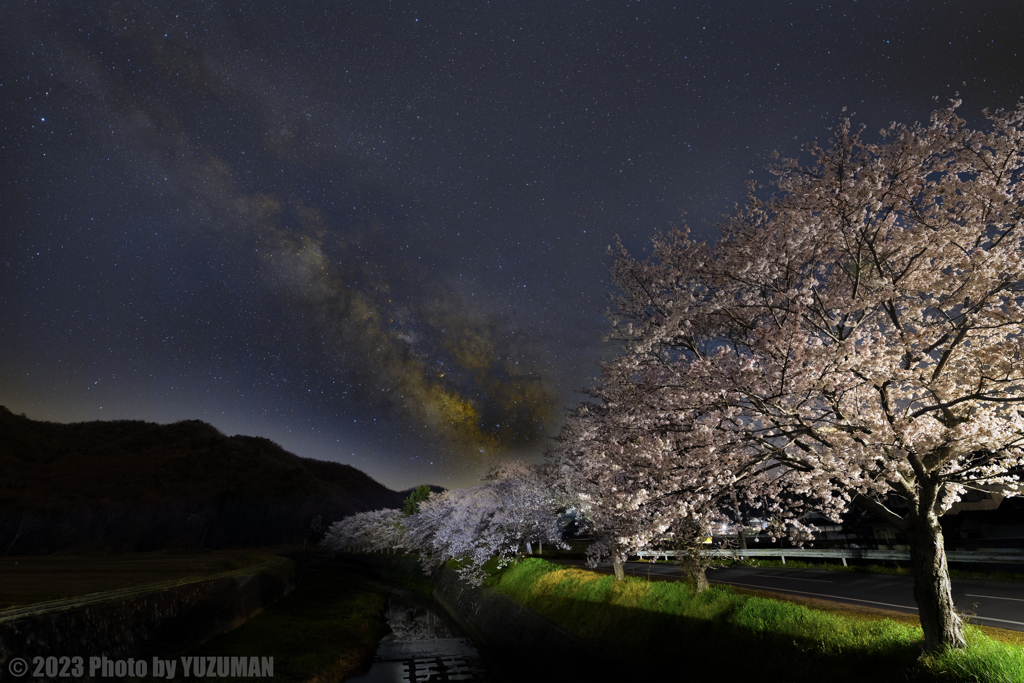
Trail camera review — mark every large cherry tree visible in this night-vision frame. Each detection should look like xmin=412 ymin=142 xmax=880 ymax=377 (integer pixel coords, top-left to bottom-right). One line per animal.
xmin=600 ymin=101 xmax=1024 ymax=651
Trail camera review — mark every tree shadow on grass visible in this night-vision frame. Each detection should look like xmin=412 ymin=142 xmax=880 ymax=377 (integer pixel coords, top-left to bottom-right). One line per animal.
xmin=468 ymin=561 xmax=930 ymax=683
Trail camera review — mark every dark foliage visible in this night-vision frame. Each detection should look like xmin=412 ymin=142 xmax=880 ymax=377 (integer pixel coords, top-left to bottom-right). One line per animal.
xmin=402 ymin=485 xmax=432 ymax=516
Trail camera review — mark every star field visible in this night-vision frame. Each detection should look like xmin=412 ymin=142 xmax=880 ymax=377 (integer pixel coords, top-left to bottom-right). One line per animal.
xmin=3 ymin=1 xmax=1024 ymax=488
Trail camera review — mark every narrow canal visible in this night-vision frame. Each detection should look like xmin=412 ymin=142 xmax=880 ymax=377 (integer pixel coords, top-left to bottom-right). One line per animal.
xmin=348 ymin=585 xmax=493 ymax=683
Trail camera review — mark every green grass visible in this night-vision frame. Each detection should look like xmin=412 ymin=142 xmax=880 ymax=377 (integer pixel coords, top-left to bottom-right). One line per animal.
xmin=481 ymin=557 xmax=1024 ymax=683
xmin=191 ymin=555 xmax=390 ymax=682
xmin=923 ymin=629 xmax=1024 ymax=683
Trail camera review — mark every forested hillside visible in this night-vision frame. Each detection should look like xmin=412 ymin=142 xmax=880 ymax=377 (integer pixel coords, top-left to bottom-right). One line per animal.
xmin=0 ymin=407 xmax=422 ymax=553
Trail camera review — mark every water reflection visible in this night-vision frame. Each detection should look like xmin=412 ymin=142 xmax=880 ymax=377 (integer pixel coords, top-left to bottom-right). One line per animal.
xmin=381 ymin=600 xmax=453 ymax=641
xmin=348 ymin=592 xmax=492 ymax=683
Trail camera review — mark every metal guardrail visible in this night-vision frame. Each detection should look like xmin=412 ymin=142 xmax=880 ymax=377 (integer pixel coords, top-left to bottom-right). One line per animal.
xmin=635 ymin=548 xmax=1024 ymax=567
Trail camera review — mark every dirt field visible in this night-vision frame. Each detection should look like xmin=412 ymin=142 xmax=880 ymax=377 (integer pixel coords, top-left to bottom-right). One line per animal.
xmin=0 ymin=548 xmax=294 ymax=611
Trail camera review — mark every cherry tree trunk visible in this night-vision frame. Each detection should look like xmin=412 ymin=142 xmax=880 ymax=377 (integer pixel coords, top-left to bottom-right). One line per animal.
xmin=906 ymin=516 xmax=966 ymax=651
xmin=693 ymin=568 xmax=709 ymax=593
xmin=681 ymin=558 xmax=709 ymax=592
xmin=612 ymin=557 xmax=625 ymax=581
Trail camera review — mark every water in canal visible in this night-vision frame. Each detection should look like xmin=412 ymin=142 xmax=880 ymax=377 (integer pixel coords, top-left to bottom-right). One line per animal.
xmin=347 ymin=587 xmax=493 ymax=683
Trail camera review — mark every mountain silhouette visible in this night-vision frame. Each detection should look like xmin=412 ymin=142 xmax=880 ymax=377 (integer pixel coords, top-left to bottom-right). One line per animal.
xmin=0 ymin=407 xmax=436 ymax=553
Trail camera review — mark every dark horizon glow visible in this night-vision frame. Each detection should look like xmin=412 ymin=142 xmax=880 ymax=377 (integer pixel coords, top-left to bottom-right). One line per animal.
xmin=3 ymin=2 xmax=1024 ymax=489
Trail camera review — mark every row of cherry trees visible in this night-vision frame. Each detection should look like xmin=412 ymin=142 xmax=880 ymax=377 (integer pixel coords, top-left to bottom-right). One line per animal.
xmin=321 ymin=461 xmax=566 ymax=585
xmin=323 ymin=101 xmax=1024 ymax=652
xmin=548 ymin=100 xmax=1024 ymax=651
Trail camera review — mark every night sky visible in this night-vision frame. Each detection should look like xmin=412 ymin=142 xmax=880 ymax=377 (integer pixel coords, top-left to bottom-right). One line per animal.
xmin=3 ymin=2 xmax=1024 ymax=490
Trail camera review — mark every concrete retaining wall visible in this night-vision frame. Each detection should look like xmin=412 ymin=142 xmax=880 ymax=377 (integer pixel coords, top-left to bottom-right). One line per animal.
xmin=0 ymin=558 xmax=295 ymax=667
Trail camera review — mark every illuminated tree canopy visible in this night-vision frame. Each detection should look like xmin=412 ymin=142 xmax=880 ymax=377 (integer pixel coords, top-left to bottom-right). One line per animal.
xmin=560 ymin=100 xmax=1024 ymax=651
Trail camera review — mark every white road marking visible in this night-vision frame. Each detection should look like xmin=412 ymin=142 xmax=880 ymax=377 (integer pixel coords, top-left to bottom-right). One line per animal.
xmin=969 ymin=615 xmax=1024 ymax=627
xmin=752 ymin=575 xmax=834 ymax=584
xmin=965 ymin=593 xmax=1024 ymax=603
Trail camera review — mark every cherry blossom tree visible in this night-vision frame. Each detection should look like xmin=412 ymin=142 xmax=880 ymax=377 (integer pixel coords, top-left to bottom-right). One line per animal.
xmin=481 ymin=460 xmax=567 ymax=557
xmin=320 ymin=508 xmax=406 ymax=554
xmin=403 ymin=461 xmax=565 ymax=585
xmin=546 ymin=397 xmax=661 ymax=581
xmin=402 ymin=485 xmax=507 ymax=584
xmin=602 ymin=100 xmax=1024 ymax=650
xmin=544 ymin=388 xmax=751 ymax=586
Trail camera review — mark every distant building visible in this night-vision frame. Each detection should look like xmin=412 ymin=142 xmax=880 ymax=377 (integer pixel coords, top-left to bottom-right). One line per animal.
xmin=942 ymin=496 xmax=1024 ymax=552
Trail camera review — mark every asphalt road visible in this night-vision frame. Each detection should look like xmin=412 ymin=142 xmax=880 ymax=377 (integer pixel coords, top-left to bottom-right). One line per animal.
xmin=552 ymin=559 xmax=1024 ymax=632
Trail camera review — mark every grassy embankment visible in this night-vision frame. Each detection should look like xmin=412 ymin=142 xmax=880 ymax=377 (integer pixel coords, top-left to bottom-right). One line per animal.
xmin=480 ymin=557 xmax=1024 ymax=683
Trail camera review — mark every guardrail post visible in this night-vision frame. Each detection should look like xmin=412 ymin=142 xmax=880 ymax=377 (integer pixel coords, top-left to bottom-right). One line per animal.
xmin=780 ymin=556 xmax=785 ymax=565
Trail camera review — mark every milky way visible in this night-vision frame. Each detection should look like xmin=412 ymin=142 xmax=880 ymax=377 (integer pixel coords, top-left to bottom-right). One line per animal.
xmin=3 ymin=2 xmax=1024 ymax=488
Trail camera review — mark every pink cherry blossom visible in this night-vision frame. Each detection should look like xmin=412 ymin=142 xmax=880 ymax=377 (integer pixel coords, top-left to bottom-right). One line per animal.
xmin=560 ymin=100 xmax=1024 ymax=651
